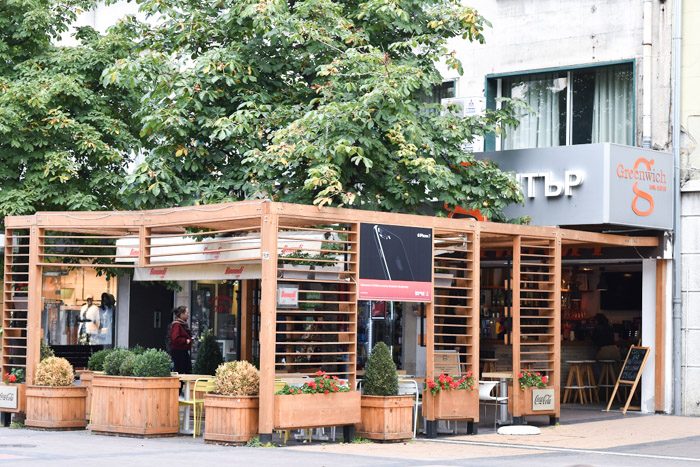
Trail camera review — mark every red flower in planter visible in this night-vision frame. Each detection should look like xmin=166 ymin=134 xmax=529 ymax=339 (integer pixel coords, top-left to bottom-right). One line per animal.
xmin=8 ymin=374 xmax=16 ymax=383
xmin=542 ymin=375 xmax=548 ymax=384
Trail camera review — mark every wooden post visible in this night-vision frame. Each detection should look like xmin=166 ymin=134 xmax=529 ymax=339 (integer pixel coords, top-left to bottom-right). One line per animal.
xmin=257 ymin=206 xmax=278 ymax=440
xmin=553 ymin=233 xmax=562 ymax=420
xmin=471 ymin=229 xmax=481 ymax=400
xmin=511 ymin=236 xmax=521 ymax=417
xmin=26 ymin=226 xmax=42 ymax=385
xmin=423 ymin=232 xmax=436 ymax=423
xmin=240 ymin=281 xmax=249 ymax=361
xmin=655 ymin=260 xmax=666 ymax=412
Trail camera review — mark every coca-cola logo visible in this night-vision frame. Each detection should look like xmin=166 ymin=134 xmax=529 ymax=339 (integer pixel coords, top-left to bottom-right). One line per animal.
xmin=224 ymin=266 xmax=244 ymax=276
xmin=534 ymin=394 xmax=552 ymax=404
xmin=149 ymin=267 xmax=168 ymax=278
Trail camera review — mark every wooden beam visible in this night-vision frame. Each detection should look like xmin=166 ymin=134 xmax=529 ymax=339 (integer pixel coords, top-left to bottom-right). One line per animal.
xmin=559 ymin=229 xmax=659 ymax=248
xmin=257 ymin=207 xmax=278 ymax=437
xmin=655 ymin=260 xmax=667 ymax=412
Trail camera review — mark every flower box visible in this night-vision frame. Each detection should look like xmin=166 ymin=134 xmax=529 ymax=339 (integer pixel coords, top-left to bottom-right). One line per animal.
xmin=424 ymin=389 xmax=478 ymax=420
xmin=89 ymin=375 xmax=180 ymax=437
xmin=274 ymin=391 xmax=361 ymax=430
xmin=25 ymin=386 xmax=87 ymax=430
xmin=0 ymin=383 xmax=26 ymax=413
xmin=357 ymin=395 xmax=413 ymax=441
xmin=203 ymin=394 xmax=259 ymax=444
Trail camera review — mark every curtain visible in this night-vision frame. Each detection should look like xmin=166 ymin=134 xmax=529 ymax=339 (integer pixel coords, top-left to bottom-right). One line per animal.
xmin=504 ymin=74 xmax=566 ymax=150
xmin=592 ymin=66 xmax=633 ymax=145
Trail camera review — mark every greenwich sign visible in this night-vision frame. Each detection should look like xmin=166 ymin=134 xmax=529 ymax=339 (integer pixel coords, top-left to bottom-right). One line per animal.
xmin=477 ymin=143 xmax=672 ymax=230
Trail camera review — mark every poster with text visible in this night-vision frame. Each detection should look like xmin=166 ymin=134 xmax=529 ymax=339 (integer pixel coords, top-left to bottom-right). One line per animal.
xmin=359 ymin=223 xmax=433 ymax=302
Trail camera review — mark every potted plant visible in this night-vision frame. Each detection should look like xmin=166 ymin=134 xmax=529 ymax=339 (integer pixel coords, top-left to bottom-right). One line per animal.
xmin=423 ymin=371 xmax=478 ymax=422
xmin=90 ymin=348 xmax=180 ymax=437
xmin=511 ymin=370 xmax=555 ymax=417
xmin=274 ymin=370 xmax=361 ymax=431
xmin=203 ymin=361 xmax=259 ymax=444
xmin=80 ymin=348 xmax=114 ymax=421
xmin=357 ymin=342 xmax=413 ymax=441
xmin=25 ymin=357 xmax=87 ymax=429
xmin=193 ymin=330 xmax=224 ymax=376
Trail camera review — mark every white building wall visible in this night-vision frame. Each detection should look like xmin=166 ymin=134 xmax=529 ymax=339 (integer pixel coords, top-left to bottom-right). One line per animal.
xmin=681 ymin=184 xmax=700 ymax=415
xmin=441 ymin=0 xmax=672 ymax=150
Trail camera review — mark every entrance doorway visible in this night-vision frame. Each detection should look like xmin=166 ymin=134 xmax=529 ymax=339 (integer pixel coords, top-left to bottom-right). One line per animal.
xmin=128 ymin=281 xmax=174 ymax=349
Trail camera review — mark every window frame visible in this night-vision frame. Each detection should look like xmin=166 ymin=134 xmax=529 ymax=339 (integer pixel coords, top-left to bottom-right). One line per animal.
xmin=483 ymin=60 xmax=636 ymax=151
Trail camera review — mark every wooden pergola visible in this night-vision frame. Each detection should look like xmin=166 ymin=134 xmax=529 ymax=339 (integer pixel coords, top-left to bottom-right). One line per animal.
xmin=2 ymin=200 xmax=658 ymax=433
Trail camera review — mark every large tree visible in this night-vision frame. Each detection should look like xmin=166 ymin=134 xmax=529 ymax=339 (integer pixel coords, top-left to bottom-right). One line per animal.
xmin=0 ymin=0 xmax=142 ymax=225
xmin=107 ymin=0 xmax=524 ymax=219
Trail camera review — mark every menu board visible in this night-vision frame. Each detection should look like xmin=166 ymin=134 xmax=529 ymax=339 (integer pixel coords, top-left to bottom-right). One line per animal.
xmin=619 ymin=346 xmax=650 ymax=383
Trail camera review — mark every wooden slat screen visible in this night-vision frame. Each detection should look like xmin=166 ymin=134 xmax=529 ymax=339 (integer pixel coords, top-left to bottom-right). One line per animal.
xmin=517 ymin=236 xmax=557 ymax=375
xmin=431 ymin=230 xmax=478 ymax=377
xmin=2 ymin=229 xmax=30 ymax=377
xmin=39 ymin=231 xmax=134 ymax=268
xmin=274 ymin=221 xmax=358 ymax=388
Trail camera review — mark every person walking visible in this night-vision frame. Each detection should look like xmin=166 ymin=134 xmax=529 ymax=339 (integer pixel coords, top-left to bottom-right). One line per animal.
xmin=168 ymin=306 xmax=193 ymax=374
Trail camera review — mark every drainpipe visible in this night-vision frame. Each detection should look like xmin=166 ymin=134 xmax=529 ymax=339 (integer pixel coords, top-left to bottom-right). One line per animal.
xmin=642 ymin=0 xmax=653 ymax=148
xmin=672 ymin=0 xmax=683 ymax=416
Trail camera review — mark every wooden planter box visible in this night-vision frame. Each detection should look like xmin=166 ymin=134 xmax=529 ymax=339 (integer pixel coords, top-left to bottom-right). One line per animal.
xmin=203 ymin=394 xmax=258 ymax=444
xmin=0 ymin=383 xmax=26 ymax=413
xmin=77 ymin=370 xmax=98 ymax=421
xmin=25 ymin=386 xmax=87 ymax=429
xmin=274 ymin=391 xmax=361 ymax=430
xmin=357 ymin=395 xmax=413 ymax=441
xmin=424 ymin=389 xmax=478 ymax=420
xmin=510 ymin=386 xmax=556 ymax=417
xmin=89 ymin=375 xmax=180 ymax=437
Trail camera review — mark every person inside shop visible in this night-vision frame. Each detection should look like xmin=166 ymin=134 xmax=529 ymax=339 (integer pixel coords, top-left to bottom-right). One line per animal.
xmin=168 ymin=306 xmax=193 ymax=374
xmin=78 ymin=295 xmax=100 ymax=345
xmin=592 ymin=313 xmax=620 ymax=361
xmin=98 ymin=292 xmax=116 ymax=345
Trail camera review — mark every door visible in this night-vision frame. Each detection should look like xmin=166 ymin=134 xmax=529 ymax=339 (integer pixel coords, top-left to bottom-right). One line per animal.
xmin=128 ymin=282 xmax=174 ymax=349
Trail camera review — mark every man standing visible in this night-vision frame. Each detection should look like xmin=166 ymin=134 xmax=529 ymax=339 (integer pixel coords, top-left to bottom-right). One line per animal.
xmin=78 ymin=295 xmax=100 ymax=345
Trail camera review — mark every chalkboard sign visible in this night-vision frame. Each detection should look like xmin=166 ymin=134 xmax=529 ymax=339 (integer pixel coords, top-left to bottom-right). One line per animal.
xmin=606 ymin=345 xmax=651 ymax=414
xmin=619 ymin=346 xmax=650 ymax=383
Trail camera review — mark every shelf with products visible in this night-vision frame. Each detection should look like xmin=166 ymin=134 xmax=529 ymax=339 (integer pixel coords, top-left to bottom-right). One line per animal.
xmin=480 ymin=268 xmax=512 ymax=344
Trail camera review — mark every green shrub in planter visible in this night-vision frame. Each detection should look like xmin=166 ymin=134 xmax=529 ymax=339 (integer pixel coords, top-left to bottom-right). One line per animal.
xmin=363 ymin=342 xmax=398 ymax=396
xmin=119 ymin=353 xmax=137 ymax=376
xmin=130 ymin=345 xmax=147 ymax=355
xmin=193 ymin=330 xmax=224 ymax=375
xmin=103 ymin=349 xmax=134 ymax=376
xmin=87 ymin=348 xmax=115 ymax=371
xmin=132 ymin=349 xmax=172 ymax=377
xmin=40 ymin=339 xmax=55 ymax=361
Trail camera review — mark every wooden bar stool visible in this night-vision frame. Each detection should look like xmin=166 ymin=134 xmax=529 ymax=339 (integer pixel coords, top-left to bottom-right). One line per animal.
xmin=597 ymin=360 xmax=619 ymax=402
xmin=480 ymin=358 xmax=497 ymax=378
xmin=580 ymin=360 xmax=599 ymax=403
xmin=562 ymin=360 xmax=591 ymax=404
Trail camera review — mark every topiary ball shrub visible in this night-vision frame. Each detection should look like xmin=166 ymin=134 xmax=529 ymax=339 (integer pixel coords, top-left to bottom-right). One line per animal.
xmin=130 ymin=345 xmax=147 ymax=355
xmin=363 ymin=342 xmax=398 ymax=396
xmin=87 ymin=348 xmax=115 ymax=372
xmin=132 ymin=349 xmax=172 ymax=377
xmin=193 ymin=330 xmax=224 ymax=376
xmin=103 ymin=349 xmax=134 ymax=376
xmin=214 ymin=361 xmax=259 ymax=396
xmin=34 ymin=357 xmax=74 ymax=387
xmin=119 ymin=353 xmax=137 ymax=376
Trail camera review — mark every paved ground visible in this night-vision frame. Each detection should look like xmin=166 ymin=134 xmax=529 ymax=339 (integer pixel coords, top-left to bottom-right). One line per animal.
xmin=1 ymin=408 xmax=699 ymax=466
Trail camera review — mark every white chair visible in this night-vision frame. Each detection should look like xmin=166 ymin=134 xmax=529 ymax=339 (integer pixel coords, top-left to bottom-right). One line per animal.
xmin=398 ymin=378 xmax=420 ymax=439
xmin=479 ymin=380 xmax=508 ymax=429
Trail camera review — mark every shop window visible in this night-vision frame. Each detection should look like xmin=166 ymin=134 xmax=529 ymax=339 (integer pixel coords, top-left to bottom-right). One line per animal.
xmin=191 ymin=281 xmax=240 ymax=362
xmin=419 ymin=79 xmax=457 ymax=104
xmin=493 ymin=63 xmax=634 ymax=150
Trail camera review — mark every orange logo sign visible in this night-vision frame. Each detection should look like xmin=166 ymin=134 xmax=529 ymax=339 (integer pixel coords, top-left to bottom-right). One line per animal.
xmin=615 ymin=157 xmax=668 ymax=217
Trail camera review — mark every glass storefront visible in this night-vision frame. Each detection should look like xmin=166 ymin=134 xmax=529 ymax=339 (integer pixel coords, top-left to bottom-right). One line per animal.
xmin=190 ymin=281 xmax=241 ymax=362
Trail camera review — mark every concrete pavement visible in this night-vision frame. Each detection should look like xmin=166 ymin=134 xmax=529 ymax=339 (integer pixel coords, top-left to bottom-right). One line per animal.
xmin=0 ymin=411 xmax=699 ymax=466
